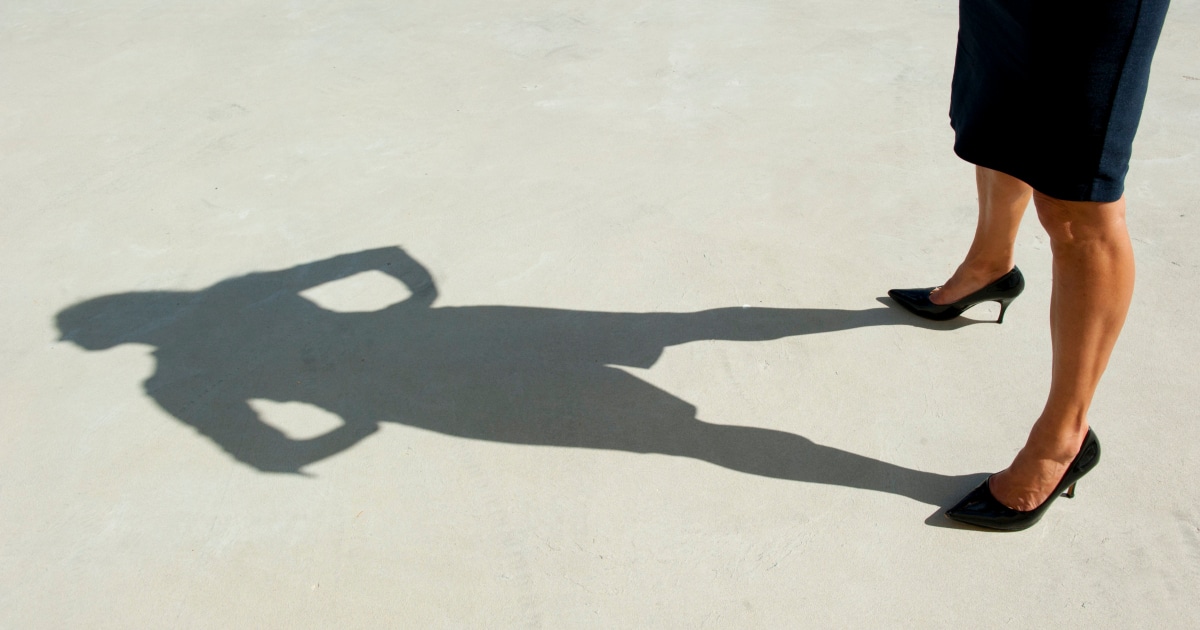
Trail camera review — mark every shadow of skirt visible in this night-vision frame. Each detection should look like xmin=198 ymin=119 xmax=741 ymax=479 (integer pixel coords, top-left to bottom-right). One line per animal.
xmin=950 ymin=0 xmax=1170 ymax=202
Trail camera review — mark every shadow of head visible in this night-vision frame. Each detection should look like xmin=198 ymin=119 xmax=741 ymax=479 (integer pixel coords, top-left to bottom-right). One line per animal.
xmin=57 ymin=291 xmax=190 ymax=350
xmin=56 ymin=247 xmax=440 ymax=352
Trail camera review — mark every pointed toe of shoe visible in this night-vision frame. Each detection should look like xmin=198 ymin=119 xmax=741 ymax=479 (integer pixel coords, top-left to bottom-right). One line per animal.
xmin=887 ymin=287 xmax=958 ymax=321
xmin=945 ymin=479 xmax=1040 ymax=532
xmin=888 ymin=287 xmax=931 ymax=307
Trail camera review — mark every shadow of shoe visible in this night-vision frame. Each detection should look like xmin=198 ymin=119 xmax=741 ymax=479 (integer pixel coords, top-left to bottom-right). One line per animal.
xmin=876 ymin=297 xmax=999 ymax=329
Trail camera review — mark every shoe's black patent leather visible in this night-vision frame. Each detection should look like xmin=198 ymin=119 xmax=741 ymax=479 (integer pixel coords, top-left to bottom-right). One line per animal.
xmin=945 ymin=429 xmax=1101 ymax=531
xmin=888 ymin=267 xmax=1024 ymax=323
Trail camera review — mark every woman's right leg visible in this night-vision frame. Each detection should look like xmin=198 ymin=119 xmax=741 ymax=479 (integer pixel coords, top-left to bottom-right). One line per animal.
xmin=931 ymin=166 xmax=1033 ymax=305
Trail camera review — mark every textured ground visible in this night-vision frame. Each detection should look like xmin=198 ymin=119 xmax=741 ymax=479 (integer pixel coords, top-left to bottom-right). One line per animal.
xmin=3 ymin=1 xmax=1199 ymax=627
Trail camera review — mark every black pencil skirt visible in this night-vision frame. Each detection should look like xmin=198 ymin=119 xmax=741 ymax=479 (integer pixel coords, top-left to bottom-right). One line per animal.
xmin=950 ymin=0 xmax=1170 ymax=202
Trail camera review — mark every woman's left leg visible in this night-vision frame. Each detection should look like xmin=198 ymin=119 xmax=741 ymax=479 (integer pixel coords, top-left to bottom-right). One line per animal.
xmin=988 ymin=191 xmax=1135 ymax=510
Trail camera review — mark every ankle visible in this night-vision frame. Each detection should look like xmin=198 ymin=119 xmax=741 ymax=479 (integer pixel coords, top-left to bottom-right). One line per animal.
xmin=1023 ymin=420 xmax=1089 ymax=463
xmin=956 ymin=256 xmax=1014 ymax=281
xmin=929 ymin=258 xmax=1015 ymax=305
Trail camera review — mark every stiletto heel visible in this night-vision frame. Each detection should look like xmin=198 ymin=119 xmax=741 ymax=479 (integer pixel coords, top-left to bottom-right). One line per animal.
xmin=888 ymin=267 xmax=1024 ymax=323
xmin=997 ymin=298 xmax=1014 ymax=324
xmin=945 ymin=429 xmax=1100 ymax=531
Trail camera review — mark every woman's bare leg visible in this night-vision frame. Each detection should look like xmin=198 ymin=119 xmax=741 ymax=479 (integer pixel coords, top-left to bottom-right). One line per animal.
xmin=930 ymin=166 xmax=1033 ymax=305
xmin=988 ymin=193 xmax=1134 ymax=510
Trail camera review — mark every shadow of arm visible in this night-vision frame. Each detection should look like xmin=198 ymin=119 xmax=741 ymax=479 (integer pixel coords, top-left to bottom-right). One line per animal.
xmin=153 ymin=393 xmax=378 ymax=474
xmin=260 ymin=247 xmax=438 ymax=307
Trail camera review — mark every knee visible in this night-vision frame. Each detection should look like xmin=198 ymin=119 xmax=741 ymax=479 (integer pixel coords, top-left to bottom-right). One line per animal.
xmin=1033 ymin=191 xmax=1129 ymax=252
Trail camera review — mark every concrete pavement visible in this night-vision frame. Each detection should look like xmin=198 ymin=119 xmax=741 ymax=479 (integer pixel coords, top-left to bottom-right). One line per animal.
xmin=3 ymin=1 xmax=1199 ymax=627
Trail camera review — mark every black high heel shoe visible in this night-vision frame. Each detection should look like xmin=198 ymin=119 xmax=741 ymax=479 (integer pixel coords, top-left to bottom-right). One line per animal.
xmin=888 ymin=267 xmax=1024 ymax=323
xmin=944 ymin=429 xmax=1101 ymax=531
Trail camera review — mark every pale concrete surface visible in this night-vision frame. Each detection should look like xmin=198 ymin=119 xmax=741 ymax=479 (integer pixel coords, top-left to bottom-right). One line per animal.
xmin=3 ymin=1 xmax=1199 ymax=627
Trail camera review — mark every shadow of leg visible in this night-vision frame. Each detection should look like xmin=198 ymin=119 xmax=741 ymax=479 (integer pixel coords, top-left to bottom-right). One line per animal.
xmin=659 ymin=419 xmax=980 ymax=508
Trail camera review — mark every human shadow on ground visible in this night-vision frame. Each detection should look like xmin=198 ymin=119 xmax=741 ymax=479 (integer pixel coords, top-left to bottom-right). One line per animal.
xmin=57 ymin=246 xmax=981 ymax=507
